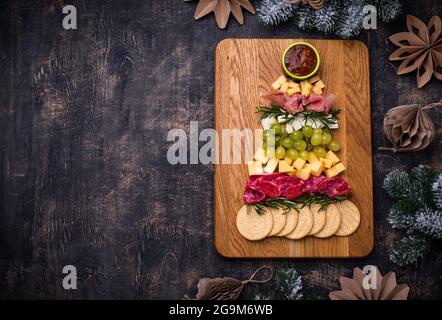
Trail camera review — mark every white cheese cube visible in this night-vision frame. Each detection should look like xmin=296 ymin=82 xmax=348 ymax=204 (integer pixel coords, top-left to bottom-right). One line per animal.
xmin=261 ymin=117 xmax=277 ymax=131
xmin=285 ymin=123 xmax=294 ymax=134
xmin=264 ymin=157 xmax=278 ymax=173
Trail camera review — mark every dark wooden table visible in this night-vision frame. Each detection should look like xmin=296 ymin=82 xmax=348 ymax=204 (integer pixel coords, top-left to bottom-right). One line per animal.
xmin=0 ymin=0 xmax=441 ymax=300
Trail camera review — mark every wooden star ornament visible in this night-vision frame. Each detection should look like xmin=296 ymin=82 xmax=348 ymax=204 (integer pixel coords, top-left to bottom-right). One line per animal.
xmin=192 ymin=0 xmax=256 ymax=29
xmin=389 ymin=15 xmax=442 ymax=88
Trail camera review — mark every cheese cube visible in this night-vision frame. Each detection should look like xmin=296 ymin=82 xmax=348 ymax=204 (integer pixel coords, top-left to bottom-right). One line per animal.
xmin=325 ymin=163 xmax=346 ymax=178
xmin=278 ymin=160 xmax=294 ymax=173
xmin=303 ymin=163 xmax=311 ymax=171
xmin=293 ymin=158 xmax=306 ymax=170
xmin=313 ymin=80 xmax=325 ymax=89
xmin=308 ymin=75 xmax=321 ymax=84
xmin=261 ymin=117 xmax=277 ymax=131
xmin=309 ymin=161 xmax=324 ymax=176
xmin=286 ymin=82 xmax=301 ymax=96
xmin=292 ymin=116 xmax=304 ymax=131
xmin=272 ymin=75 xmax=286 ymax=90
xmin=248 ymin=161 xmax=263 ymax=176
xmin=285 ymin=123 xmax=294 ymax=134
xmin=334 ymin=163 xmax=346 ymax=174
xmin=300 ymin=80 xmax=313 ymax=96
xmin=312 ymin=87 xmax=323 ymax=95
xmin=253 ymin=148 xmax=268 ymax=165
xmin=264 ymin=157 xmax=278 ymax=173
xmin=288 ymin=170 xmax=297 ymax=176
xmin=326 ymin=151 xmax=340 ymax=165
xmin=283 ymin=157 xmax=293 ymax=166
xmin=320 ymin=157 xmax=333 ymax=169
xmin=296 ymin=168 xmax=311 ymax=180
xmin=280 ymin=81 xmax=290 ymax=93
xmin=308 ymin=152 xmax=319 ymax=164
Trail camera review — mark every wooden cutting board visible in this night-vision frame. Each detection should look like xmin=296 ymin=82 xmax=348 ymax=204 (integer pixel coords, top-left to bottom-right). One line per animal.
xmin=214 ymin=39 xmax=373 ymax=258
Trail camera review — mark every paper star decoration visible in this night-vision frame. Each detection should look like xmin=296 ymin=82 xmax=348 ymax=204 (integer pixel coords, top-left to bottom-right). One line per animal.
xmin=389 ymin=15 xmax=442 ymax=88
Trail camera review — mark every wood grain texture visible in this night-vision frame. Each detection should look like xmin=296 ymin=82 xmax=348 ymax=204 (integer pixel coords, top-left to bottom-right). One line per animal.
xmin=214 ymin=39 xmax=373 ymax=258
xmin=0 ymin=0 xmax=441 ymax=300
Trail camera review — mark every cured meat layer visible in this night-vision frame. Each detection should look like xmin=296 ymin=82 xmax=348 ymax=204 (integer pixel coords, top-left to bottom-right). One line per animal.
xmin=243 ymin=173 xmax=352 ymax=205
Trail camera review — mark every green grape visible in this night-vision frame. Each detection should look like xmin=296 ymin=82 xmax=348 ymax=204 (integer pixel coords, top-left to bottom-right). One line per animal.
xmin=294 ymin=139 xmax=307 ymax=151
xmin=273 ymin=124 xmax=283 ymax=135
xmin=282 ymin=137 xmax=294 ymax=148
xmin=313 ymin=128 xmax=323 ymax=135
xmin=286 ymin=148 xmax=298 ymax=160
xmin=321 ymin=133 xmax=332 ymax=145
xmin=280 ymin=125 xmax=288 ymax=137
xmin=311 ymin=133 xmax=323 ymax=146
xmin=313 ymin=147 xmax=327 ymax=158
xmin=275 ymin=135 xmax=281 ymax=146
xmin=291 ymin=130 xmax=304 ymax=141
xmin=275 ymin=146 xmax=286 ymax=159
xmin=299 ymin=150 xmax=309 ymax=161
xmin=302 ymin=126 xmax=314 ymax=138
xmin=327 ymin=141 xmax=341 ymax=152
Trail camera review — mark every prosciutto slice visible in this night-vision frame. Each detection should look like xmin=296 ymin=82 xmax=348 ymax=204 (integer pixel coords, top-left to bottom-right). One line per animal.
xmin=306 ymin=94 xmax=335 ymax=113
xmin=262 ymin=90 xmax=286 ymax=108
xmin=263 ymin=90 xmax=335 ymax=114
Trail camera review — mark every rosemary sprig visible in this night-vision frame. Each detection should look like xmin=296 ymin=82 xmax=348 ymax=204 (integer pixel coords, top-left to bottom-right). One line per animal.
xmin=301 ymin=109 xmax=340 ymax=128
xmin=250 ymin=194 xmax=347 ymax=215
xmin=256 ymin=104 xmax=288 ymax=121
xmin=256 ymin=103 xmax=341 ymax=130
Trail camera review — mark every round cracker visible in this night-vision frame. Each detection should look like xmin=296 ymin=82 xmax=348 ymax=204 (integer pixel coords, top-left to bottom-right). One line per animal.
xmin=313 ymin=204 xmax=341 ymax=238
xmin=276 ymin=209 xmax=299 ymax=237
xmin=335 ymin=200 xmax=361 ymax=236
xmin=269 ymin=208 xmax=287 ymax=236
xmin=286 ymin=206 xmax=313 ymax=240
xmin=308 ymin=203 xmax=327 ymax=235
xmin=236 ymin=205 xmax=273 ymax=241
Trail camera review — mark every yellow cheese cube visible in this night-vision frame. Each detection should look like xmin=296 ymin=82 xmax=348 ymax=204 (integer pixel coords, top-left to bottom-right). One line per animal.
xmin=313 ymin=80 xmax=325 ymax=89
xmin=308 ymin=152 xmax=319 ymax=164
xmin=293 ymin=158 xmax=306 ymax=170
xmin=253 ymin=148 xmax=268 ymax=165
xmin=300 ymin=80 xmax=313 ymax=96
xmin=320 ymin=157 xmax=333 ymax=169
xmin=264 ymin=157 xmax=278 ymax=173
xmin=278 ymin=160 xmax=294 ymax=173
xmin=296 ymin=168 xmax=311 ymax=180
xmin=286 ymin=83 xmax=301 ymax=96
xmin=303 ymin=163 xmax=311 ymax=171
xmin=325 ymin=163 xmax=346 ymax=178
xmin=248 ymin=161 xmax=263 ymax=176
xmin=312 ymin=86 xmax=323 ymax=95
xmin=280 ymin=81 xmax=290 ymax=93
xmin=283 ymin=157 xmax=293 ymax=166
xmin=334 ymin=163 xmax=346 ymax=174
xmin=309 ymin=161 xmax=324 ymax=176
xmin=288 ymin=170 xmax=297 ymax=176
xmin=272 ymin=75 xmax=286 ymax=90
xmin=326 ymin=151 xmax=340 ymax=165
xmin=308 ymin=75 xmax=321 ymax=84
